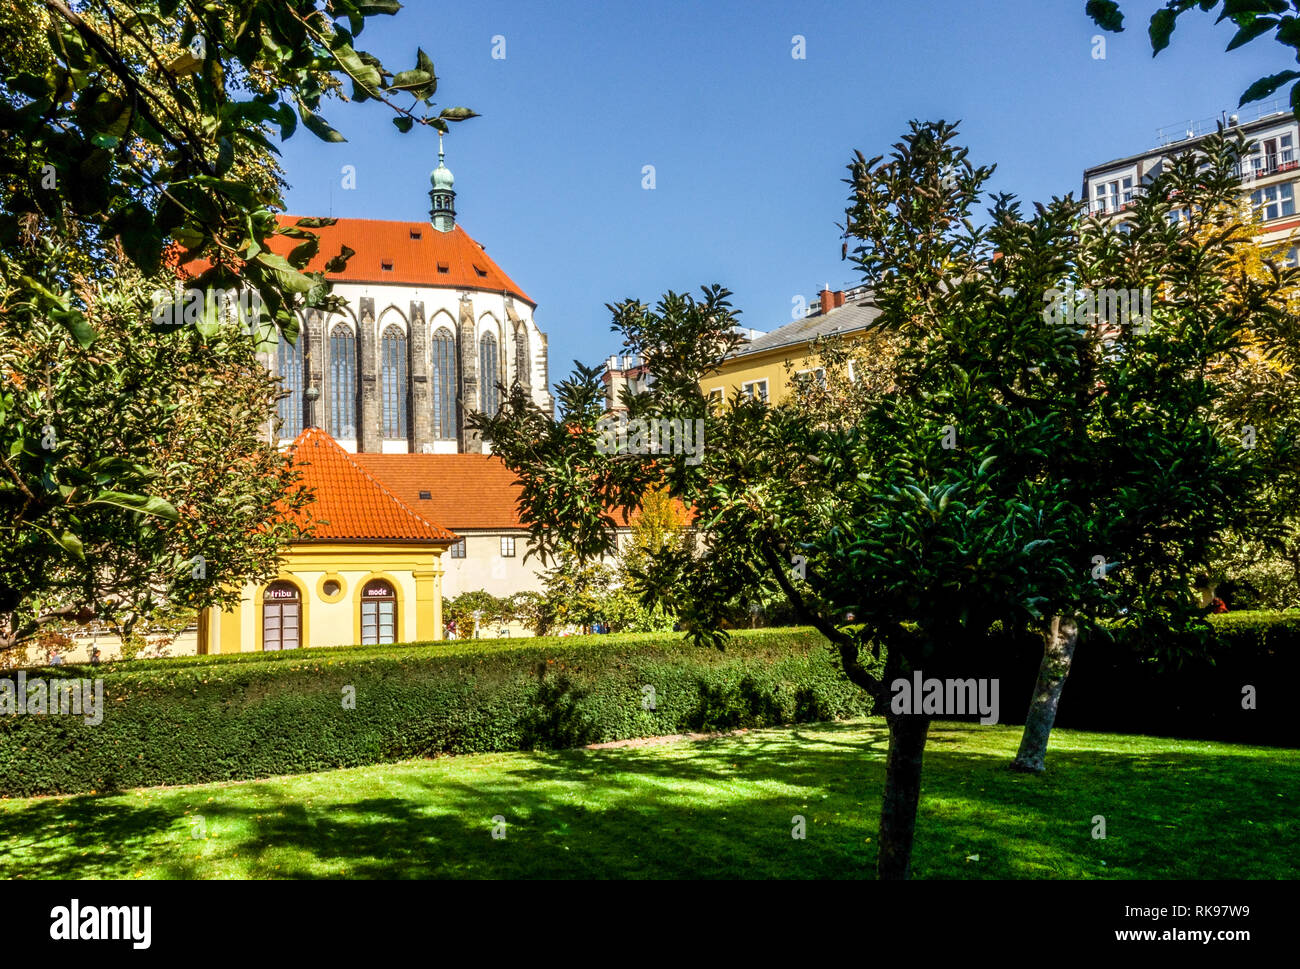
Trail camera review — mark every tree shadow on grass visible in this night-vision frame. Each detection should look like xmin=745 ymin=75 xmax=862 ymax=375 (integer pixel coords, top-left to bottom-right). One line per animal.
xmin=2 ymin=724 xmax=1295 ymax=880
xmin=0 ymin=799 xmax=208 ymax=879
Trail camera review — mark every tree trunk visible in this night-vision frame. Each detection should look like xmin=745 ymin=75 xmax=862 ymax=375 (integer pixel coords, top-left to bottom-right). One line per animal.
xmin=1012 ymin=615 xmax=1078 ymax=774
xmin=877 ymin=714 xmax=931 ymax=880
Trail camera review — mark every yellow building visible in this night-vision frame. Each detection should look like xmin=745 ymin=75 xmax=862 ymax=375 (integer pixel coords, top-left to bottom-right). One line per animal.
xmin=200 ymin=427 xmax=457 ymax=654
xmin=700 ymin=286 xmax=880 ymax=406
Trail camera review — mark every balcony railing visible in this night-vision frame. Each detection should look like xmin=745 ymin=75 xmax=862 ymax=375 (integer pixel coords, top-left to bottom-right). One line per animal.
xmin=1088 ymin=187 xmax=1145 ymax=215
xmin=1238 ymin=150 xmax=1298 ymax=182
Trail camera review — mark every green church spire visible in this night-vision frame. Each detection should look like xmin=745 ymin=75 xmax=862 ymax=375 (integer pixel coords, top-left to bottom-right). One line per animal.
xmin=429 ymin=133 xmax=456 ymax=232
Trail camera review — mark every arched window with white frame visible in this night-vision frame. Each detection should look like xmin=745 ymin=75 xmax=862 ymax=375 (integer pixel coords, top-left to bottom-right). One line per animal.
xmin=277 ymin=329 xmax=305 ymax=438
xmin=328 ymin=322 xmax=357 ymax=439
xmin=380 ymin=323 xmax=409 ymax=440
xmin=431 ymin=325 xmax=457 ymax=439
xmin=479 ymin=331 xmax=500 ymax=415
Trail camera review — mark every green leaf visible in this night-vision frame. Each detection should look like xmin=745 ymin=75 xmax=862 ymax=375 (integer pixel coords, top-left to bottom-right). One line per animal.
xmin=359 ymin=1 xmax=403 ymax=13
xmin=1149 ymin=8 xmax=1177 ymax=54
xmin=1226 ymin=17 xmax=1277 ymax=51
xmin=51 ymin=307 xmax=95 ymax=348
xmin=276 ymin=102 xmax=297 ymax=141
xmin=331 ymin=43 xmax=382 ymax=96
xmin=254 ymin=251 xmax=299 ymax=274
xmin=1239 ymin=69 xmax=1300 ymax=104
xmin=9 ymin=72 xmax=51 ymax=98
xmin=324 ymin=245 xmax=356 ymax=274
xmin=1086 ymin=0 xmax=1125 ymax=32
xmin=298 ymin=101 xmax=346 ymax=143
xmin=255 ymin=252 xmax=316 ymax=292
xmin=90 ymin=492 xmax=179 ymax=521
xmin=58 ymin=530 xmax=85 ymax=561
xmin=1279 ymin=16 xmax=1300 ymax=47
xmin=117 ymin=207 xmax=164 ymax=274
xmin=390 ymin=69 xmax=433 ymax=91
xmin=216 ymin=136 xmax=235 ymax=175
xmin=1218 ymin=0 xmax=1280 ymax=23
xmin=289 ymin=236 xmax=320 ymax=267
xmin=170 ymin=225 xmax=205 ymax=249
xmin=438 ymin=106 xmax=479 ymax=121
xmin=417 ymin=47 xmax=436 ymax=85
xmin=392 ymin=115 xmax=414 ymax=133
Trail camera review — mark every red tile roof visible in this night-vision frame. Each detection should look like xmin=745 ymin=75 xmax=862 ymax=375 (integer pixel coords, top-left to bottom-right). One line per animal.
xmin=270 ymin=216 xmax=532 ymax=303
xmin=286 ymin=429 xmax=457 ymax=543
xmin=352 ymin=452 xmax=639 ymax=529
xmin=177 ymin=216 xmax=533 ymax=305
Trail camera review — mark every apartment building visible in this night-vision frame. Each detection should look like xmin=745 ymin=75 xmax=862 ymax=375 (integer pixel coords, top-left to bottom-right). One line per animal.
xmin=1083 ymin=102 xmax=1299 ymax=264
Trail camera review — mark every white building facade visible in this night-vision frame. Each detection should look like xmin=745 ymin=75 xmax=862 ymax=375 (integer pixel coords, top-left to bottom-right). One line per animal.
xmin=266 ymin=145 xmax=554 ymax=454
xmin=1084 ymin=105 xmax=1300 ymax=264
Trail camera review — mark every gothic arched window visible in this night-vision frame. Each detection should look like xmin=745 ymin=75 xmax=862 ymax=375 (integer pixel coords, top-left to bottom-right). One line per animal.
xmin=380 ymin=324 xmax=408 ymax=439
xmin=328 ymin=323 xmax=357 ymax=439
xmin=431 ymin=326 xmax=457 ymax=440
xmin=479 ymin=331 xmax=499 ymax=415
xmin=277 ymin=329 xmax=305 ymax=439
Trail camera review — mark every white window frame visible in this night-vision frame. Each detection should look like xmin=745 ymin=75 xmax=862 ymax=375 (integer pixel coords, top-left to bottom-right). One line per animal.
xmin=1090 ymin=170 xmax=1138 ymax=213
xmin=741 ymin=379 xmax=769 ymax=404
xmin=1251 ymin=181 xmax=1296 ymax=221
xmin=795 ymin=367 xmax=827 ymax=390
xmin=500 ymin=536 xmax=516 ymax=558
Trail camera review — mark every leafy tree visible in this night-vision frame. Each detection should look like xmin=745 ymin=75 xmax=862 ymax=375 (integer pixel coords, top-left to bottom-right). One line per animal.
xmin=1087 ymin=0 xmax=1300 ymax=119
xmin=2 ymin=1 xmax=473 ymax=330
xmin=1195 ymin=203 xmax=1300 ymax=606
xmin=443 ymin=589 xmax=512 ymax=639
xmin=0 ymin=248 xmax=311 ymax=651
xmin=616 ymin=483 xmax=686 ymax=626
xmin=534 ymin=553 xmax=618 ymax=634
xmin=783 ymin=331 xmax=899 ymax=426
xmin=505 ymin=590 xmax=547 ymax=636
xmin=473 ymin=121 xmax=1292 ymax=878
xmin=0 ymin=1 xmax=470 ymax=647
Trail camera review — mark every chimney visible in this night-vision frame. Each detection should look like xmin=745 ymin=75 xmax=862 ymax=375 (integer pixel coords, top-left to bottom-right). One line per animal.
xmin=818 ymin=288 xmax=845 ymax=314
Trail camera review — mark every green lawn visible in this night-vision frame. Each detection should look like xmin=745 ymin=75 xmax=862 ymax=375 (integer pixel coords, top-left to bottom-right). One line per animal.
xmin=1 ymin=719 xmax=1295 ymax=879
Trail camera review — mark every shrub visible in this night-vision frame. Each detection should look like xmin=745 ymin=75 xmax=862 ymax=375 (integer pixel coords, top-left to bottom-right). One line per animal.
xmin=985 ymin=610 xmax=1300 ymax=745
xmin=0 ymin=627 xmax=869 ymax=797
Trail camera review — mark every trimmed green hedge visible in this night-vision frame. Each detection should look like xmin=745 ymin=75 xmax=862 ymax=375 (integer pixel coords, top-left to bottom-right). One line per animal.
xmin=1202 ymin=609 xmax=1300 ymax=647
xmin=0 ymin=628 xmax=870 ymax=797
xmin=983 ymin=609 xmax=1300 ymax=745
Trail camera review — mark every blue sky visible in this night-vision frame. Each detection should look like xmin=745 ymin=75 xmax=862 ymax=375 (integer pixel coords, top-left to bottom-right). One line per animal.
xmin=278 ymin=0 xmax=1283 ymax=393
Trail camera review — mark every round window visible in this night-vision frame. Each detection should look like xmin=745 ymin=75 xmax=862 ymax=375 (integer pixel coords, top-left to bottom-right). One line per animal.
xmin=322 ymin=579 xmax=341 ymax=597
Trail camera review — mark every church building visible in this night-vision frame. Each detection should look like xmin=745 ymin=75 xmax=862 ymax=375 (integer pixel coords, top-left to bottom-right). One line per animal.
xmin=267 ymin=142 xmax=553 ymax=454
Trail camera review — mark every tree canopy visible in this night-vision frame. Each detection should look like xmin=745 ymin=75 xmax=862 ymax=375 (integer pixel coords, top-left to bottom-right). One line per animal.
xmin=0 ymin=1 xmax=469 ymax=649
xmin=473 ymin=120 xmax=1296 ymax=878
